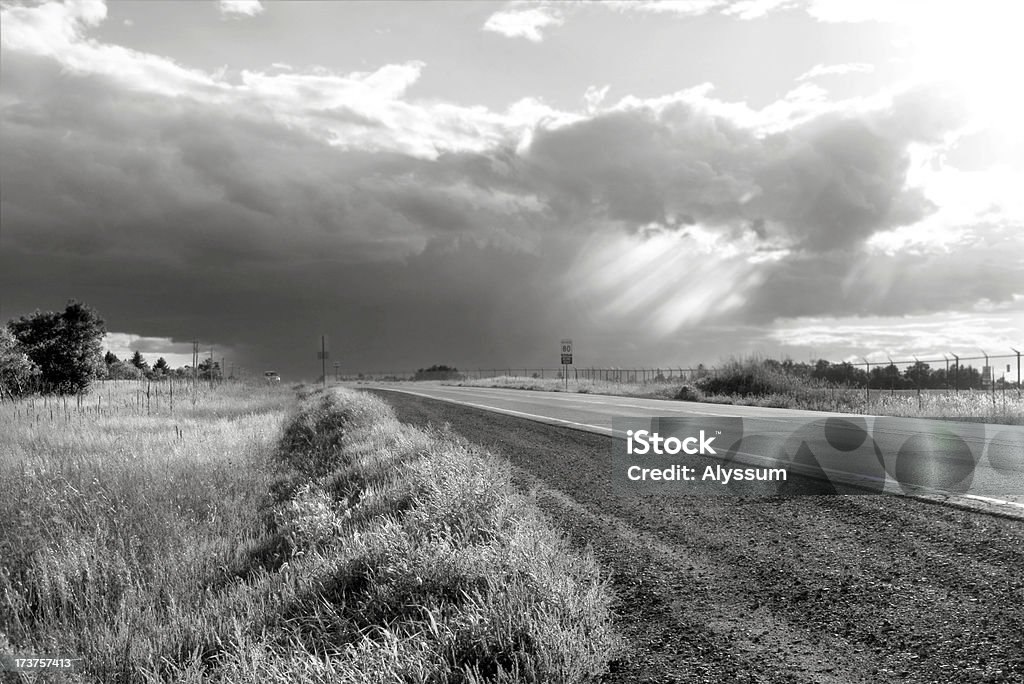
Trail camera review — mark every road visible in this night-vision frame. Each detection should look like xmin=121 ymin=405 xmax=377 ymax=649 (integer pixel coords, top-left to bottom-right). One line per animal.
xmin=358 ymin=383 xmax=1024 ymax=516
xmin=363 ymin=386 xmax=1024 ymax=684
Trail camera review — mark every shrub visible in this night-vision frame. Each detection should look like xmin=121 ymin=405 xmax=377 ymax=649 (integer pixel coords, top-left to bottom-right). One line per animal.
xmin=414 ymin=364 xmax=463 ymax=381
xmin=0 ymin=327 xmax=38 ymax=397
xmin=696 ymin=358 xmax=813 ymax=397
xmin=673 ymin=384 xmax=702 ymax=401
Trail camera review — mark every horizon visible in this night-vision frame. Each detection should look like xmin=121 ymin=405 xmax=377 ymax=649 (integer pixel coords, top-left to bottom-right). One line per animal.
xmin=2 ymin=0 xmax=1022 ymax=382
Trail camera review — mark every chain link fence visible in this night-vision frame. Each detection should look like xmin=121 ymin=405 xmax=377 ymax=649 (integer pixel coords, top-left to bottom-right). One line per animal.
xmin=353 ymin=351 xmax=1021 ymax=390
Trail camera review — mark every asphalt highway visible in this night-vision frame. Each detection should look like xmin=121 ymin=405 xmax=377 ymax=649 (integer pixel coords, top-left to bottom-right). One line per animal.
xmin=359 ymin=383 xmax=1024 ymax=517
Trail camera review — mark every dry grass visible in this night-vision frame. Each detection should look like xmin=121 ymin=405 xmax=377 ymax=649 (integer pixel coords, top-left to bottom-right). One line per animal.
xmin=1 ymin=384 xmax=616 ymax=682
xmin=0 ymin=380 xmax=295 ymax=682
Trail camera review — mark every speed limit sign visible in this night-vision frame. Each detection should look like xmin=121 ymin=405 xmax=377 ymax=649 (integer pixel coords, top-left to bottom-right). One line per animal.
xmin=560 ymin=339 xmax=573 ymax=365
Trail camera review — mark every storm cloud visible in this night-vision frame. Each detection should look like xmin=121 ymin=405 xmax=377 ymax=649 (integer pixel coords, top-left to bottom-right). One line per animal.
xmin=2 ymin=1 xmax=1020 ymax=374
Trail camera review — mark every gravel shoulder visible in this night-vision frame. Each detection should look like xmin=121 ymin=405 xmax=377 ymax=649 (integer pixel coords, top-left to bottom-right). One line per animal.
xmin=369 ymin=389 xmax=1024 ymax=684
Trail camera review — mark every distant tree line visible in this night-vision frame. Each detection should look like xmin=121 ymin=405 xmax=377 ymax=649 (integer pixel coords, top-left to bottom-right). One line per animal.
xmin=793 ymin=358 xmax=1007 ymax=390
xmin=101 ymin=350 xmax=221 ymax=382
xmin=1 ymin=300 xmax=222 ymax=398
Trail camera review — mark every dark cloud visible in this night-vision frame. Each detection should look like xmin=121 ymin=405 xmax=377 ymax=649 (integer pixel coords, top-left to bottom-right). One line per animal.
xmin=741 ymin=233 xmax=1023 ymax=323
xmin=522 ymin=95 xmax=946 ymax=251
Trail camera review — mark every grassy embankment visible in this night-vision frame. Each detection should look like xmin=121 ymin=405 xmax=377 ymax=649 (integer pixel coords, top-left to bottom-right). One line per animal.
xmin=452 ymin=358 xmax=1024 ymax=424
xmin=1 ymin=381 xmax=614 ymax=682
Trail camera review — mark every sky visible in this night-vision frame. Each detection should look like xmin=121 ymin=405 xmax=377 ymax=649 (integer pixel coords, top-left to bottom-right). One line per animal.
xmin=1 ymin=0 xmax=1022 ymax=379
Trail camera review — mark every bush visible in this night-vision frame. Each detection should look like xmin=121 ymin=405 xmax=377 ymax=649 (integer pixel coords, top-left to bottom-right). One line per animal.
xmin=0 ymin=327 xmax=38 ymax=397
xmin=674 ymin=384 xmax=702 ymax=401
xmin=696 ymin=358 xmax=813 ymax=397
xmin=414 ymin=364 xmax=463 ymax=381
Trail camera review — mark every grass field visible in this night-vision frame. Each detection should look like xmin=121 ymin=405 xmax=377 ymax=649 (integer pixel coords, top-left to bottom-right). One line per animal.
xmin=0 ymin=380 xmax=295 ymax=682
xmin=1 ymin=382 xmax=614 ymax=682
xmin=451 ymin=374 xmax=1024 ymax=425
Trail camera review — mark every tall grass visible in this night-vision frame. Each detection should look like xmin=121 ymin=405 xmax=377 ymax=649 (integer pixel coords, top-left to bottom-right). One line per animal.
xmin=1 ymin=385 xmax=615 ymax=682
xmin=0 ymin=380 xmax=295 ymax=682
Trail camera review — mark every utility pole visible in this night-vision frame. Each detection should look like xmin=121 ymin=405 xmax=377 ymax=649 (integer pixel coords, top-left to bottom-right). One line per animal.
xmin=321 ymin=336 xmax=327 ymax=389
xmin=333 ymin=361 xmax=340 ymax=383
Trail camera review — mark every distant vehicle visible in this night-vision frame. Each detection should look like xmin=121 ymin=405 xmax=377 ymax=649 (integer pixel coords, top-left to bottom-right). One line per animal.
xmin=264 ymin=371 xmax=281 ymax=384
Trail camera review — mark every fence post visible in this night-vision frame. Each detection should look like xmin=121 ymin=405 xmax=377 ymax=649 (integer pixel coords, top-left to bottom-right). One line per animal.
xmin=862 ymin=358 xmax=870 ymax=406
xmin=981 ymin=349 xmax=992 ymax=405
xmin=913 ymin=356 xmax=922 ymax=411
xmin=1014 ymin=348 xmax=1021 ymax=397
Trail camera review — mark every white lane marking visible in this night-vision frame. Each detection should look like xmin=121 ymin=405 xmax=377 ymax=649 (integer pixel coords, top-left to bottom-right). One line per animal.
xmin=369 ymin=385 xmax=1024 ymax=516
xmin=375 ymin=386 xmax=614 ymax=435
xmin=439 ymin=384 xmax=856 ymax=419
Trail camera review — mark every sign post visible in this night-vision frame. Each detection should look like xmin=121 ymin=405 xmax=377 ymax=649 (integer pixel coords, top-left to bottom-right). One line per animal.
xmin=560 ymin=338 xmax=573 ymax=391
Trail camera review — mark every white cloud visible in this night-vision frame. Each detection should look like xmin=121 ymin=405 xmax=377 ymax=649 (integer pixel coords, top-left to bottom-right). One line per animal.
xmin=1 ymin=0 xmax=221 ymax=97
xmin=603 ymin=0 xmax=797 ymax=20
xmin=584 ymin=84 xmax=611 ymax=112
xmin=483 ymin=6 xmax=563 ymax=42
xmin=770 ymin=312 xmax=1024 ymax=361
xmin=797 ymin=62 xmax=874 ymax=81
xmin=722 ymin=0 xmax=800 ymax=19
xmin=0 ymin=1 xmax=547 ymax=158
xmin=219 ymin=0 xmax=264 ymax=18
xmin=603 ymin=0 xmax=724 ymax=16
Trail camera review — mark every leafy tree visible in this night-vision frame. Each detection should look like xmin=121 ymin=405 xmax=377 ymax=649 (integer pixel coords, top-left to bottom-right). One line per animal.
xmin=104 ymin=351 xmax=120 ymax=365
xmin=903 ymin=361 xmax=931 ymax=388
xmin=130 ymin=350 xmax=149 ymax=370
xmin=8 ymin=301 xmax=106 ymax=394
xmin=198 ymin=357 xmax=221 ymax=380
xmin=0 ymin=327 xmax=39 ymax=397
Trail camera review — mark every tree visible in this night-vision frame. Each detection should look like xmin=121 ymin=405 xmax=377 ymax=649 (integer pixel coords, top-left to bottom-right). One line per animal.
xmin=153 ymin=357 xmax=170 ymax=375
xmin=8 ymin=301 xmax=106 ymax=394
xmin=104 ymin=351 xmax=120 ymax=365
xmin=0 ymin=327 xmax=39 ymax=397
xmin=130 ymin=350 xmax=149 ymax=371
xmin=904 ymin=361 xmax=931 ymax=388
xmin=198 ymin=357 xmax=221 ymax=380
